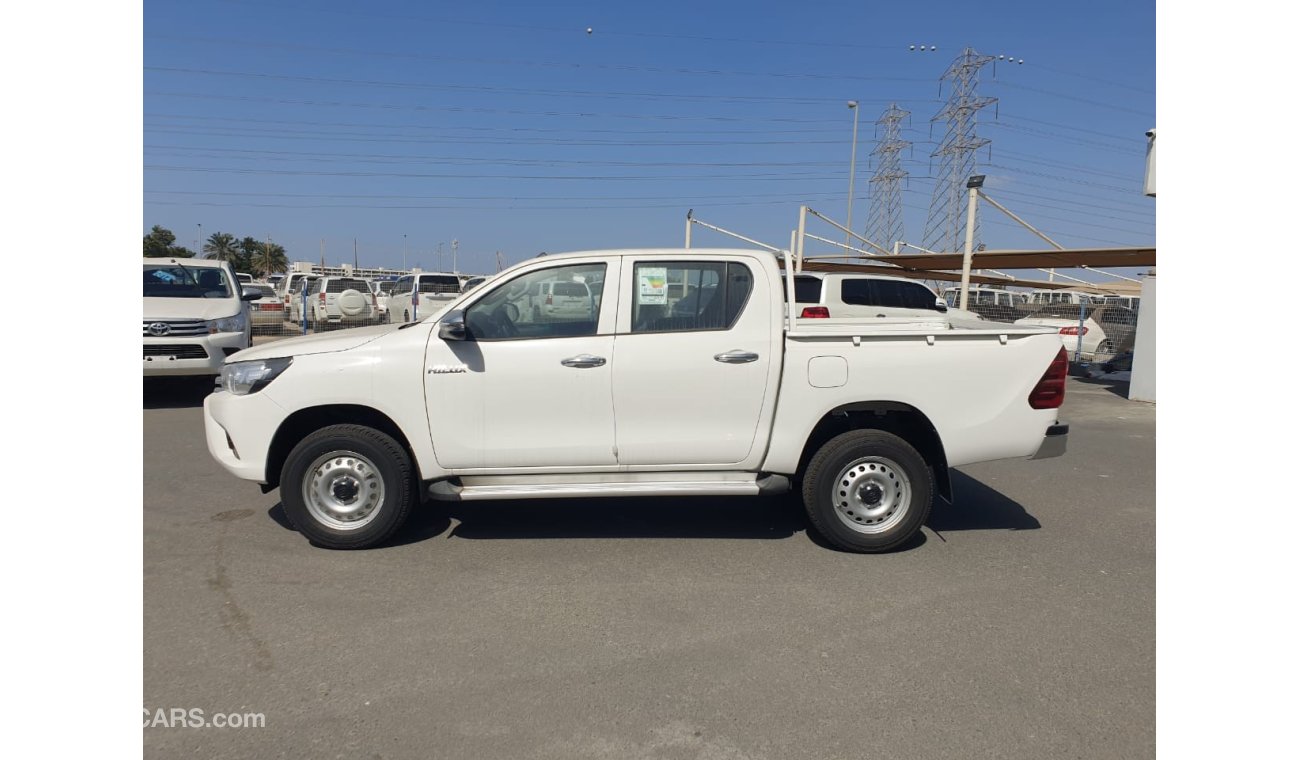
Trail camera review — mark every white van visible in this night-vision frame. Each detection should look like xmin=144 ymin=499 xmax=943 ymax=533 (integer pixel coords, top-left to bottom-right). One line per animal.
xmin=143 ymin=258 xmax=257 ymax=376
xmin=388 ymin=272 xmax=463 ymax=322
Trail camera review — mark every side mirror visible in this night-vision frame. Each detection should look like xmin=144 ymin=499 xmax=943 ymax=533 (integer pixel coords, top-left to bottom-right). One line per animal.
xmin=934 ymin=299 xmax=948 ymax=313
xmin=241 ymin=286 xmax=261 ymax=301
xmin=438 ymin=310 xmax=467 ymax=341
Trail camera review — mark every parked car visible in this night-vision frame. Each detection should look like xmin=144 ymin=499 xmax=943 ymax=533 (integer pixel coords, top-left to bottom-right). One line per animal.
xmin=205 ymin=248 xmax=1069 ymax=553
xmin=306 ymin=276 xmax=380 ymax=330
xmin=388 ymin=273 xmax=463 ymax=323
xmin=523 ymin=279 xmax=595 ymax=323
xmin=277 ymin=273 xmax=321 ymax=324
xmin=369 ymin=280 xmax=400 ymax=323
xmin=143 ymin=257 xmax=258 ymax=376
xmin=247 ymin=283 xmax=284 ymax=332
xmin=235 ymin=272 xmax=254 ymax=286
xmin=1102 ymin=295 xmax=1141 ymax=313
xmin=1014 ymin=304 xmax=1138 ymax=361
xmin=791 ymin=273 xmax=979 ymax=323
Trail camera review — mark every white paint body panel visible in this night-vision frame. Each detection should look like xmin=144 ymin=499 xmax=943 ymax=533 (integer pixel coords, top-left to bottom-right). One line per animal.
xmin=203 ymin=248 xmax=1066 ymax=491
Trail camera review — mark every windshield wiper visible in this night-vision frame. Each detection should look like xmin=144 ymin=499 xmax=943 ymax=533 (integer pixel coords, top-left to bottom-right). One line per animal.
xmin=171 ymin=260 xmax=209 ymax=296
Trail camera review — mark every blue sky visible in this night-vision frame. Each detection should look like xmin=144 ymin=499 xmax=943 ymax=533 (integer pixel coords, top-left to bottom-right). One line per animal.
xmin=144 ymin=0 xmax=1155 ymax=275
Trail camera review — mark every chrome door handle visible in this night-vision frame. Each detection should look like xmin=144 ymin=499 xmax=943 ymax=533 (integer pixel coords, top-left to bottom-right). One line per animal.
xmin=560 ymin=354 xmax=607 ymax=368
xmin=714 ymin=350 xmax=759 ymax=364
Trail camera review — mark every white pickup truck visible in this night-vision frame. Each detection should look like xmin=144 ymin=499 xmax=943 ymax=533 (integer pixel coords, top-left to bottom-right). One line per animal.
xmin=205 ymin=249 xmax=1069 ymax=553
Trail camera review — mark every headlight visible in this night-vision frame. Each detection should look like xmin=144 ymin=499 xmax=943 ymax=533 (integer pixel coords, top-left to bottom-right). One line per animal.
xmin=208 ymin=312 xmax=247 ymax=333
xmin=220 ymin=357 xmax=292 ymax=396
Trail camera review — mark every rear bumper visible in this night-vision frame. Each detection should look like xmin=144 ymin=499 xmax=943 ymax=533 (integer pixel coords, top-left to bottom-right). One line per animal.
xmin=1030 ymin=423 xmax=1069 ymax=460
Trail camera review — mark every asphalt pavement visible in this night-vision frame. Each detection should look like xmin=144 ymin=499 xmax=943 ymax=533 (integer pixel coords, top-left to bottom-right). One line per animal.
xmin=144 ymin=376 xmax=1154 ymax=759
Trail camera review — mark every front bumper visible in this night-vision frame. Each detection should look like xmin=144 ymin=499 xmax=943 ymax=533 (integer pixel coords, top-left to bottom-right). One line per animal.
xmin=204 ymin=389 xmax=285 ymax=482
xmin=1030 ymin=423 xmax=1069 ymax=460
xmin=143 ymin=331 xmax=248 ymax=376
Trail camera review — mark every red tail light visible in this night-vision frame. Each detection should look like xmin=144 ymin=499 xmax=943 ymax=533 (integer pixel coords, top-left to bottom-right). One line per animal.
xmin=1028 ymin=348 xmax=1069 ymax=409
xmin=800 ymin=306 xmax=830 ymax=318
xmin=545 ymin=294 xmax=553 ymax=305
xmin=1059 ymin=326 xmax=1088 ymax=336
xmin=319 ymin=292 xmax=326 ymax=304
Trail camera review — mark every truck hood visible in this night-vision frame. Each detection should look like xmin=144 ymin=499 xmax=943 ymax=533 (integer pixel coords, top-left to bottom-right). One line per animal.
xmin=229 ymin=323 xmax=404 ymax=362
xmin=142 ymin=297 xmax=242 ymax=321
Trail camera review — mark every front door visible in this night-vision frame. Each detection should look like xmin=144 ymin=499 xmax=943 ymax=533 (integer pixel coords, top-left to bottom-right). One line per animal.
xmin=611 ymin=256 xmax=774 ymax=467
xmin=423 ymin=259 xmax=619 ymax=470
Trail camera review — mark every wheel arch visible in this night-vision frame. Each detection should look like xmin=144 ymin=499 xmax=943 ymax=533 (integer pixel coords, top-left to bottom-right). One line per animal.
xmin=264 ymin=404 xmax=420 ymax=490
xmin=795 ymin=401 xmax=952 ymax=503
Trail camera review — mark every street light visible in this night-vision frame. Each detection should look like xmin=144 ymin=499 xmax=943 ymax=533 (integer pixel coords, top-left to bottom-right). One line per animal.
xmin=845 ymin=101 xmax=860 ymax=248
xmin=403 ymin=234 xmax=407 ymax=271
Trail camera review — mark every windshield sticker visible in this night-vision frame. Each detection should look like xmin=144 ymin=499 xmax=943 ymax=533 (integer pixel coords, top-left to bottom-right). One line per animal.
xmin=639 ymin=268 xmax=668 ymax=305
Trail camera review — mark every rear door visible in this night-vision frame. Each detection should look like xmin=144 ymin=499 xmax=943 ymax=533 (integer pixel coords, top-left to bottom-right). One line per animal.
xmin=611 ymin=255 xmax=775 ymax=466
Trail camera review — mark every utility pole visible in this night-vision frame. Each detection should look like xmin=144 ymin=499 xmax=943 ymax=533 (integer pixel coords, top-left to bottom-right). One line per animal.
xmin=437 ymin=242 xmax=444 ymax=272
xmin=263 ymin=234 xmax=272 ymax=276
xmin=845 ymin=101 xmax=860 ymax=248
xmin=353 ymin=238 xmax=358 ymax=271
xmin=923 ymin=48 xmax=996 ymax=254
xmin=197 ymin=223 xmax=202 ymax=257
xmin=451 ymin=239 xmax=459 ymax=274
xmin=867 ymin=103 xmax=910 ymax=253
xmin=403 ymin=234 xmax=408 ymax=271
xmin=319 ymin=239 xmax=325 ymax=273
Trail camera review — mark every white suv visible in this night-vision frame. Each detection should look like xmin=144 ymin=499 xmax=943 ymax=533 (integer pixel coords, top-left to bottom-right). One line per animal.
xmin=306 ymin=276 xmax=379 ymax=330
xmin=388 ymin=273 xmax=462 ymax=323
xmin=143 ymin=258 xmax=256 ymax=376
xmin=278 ymin=273 xmax=321 ymax=324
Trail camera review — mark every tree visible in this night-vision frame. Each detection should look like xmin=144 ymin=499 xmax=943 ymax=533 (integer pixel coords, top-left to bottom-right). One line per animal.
xmin=143 ymin=225 xmax=195 ymax=258
xmin=238 ymin=237 xmax=289 ymax=277
xmin=202 ymin=232 xmax=240 ymax=263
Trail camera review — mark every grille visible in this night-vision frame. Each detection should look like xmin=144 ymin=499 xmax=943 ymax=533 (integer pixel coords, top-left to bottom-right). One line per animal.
xmin=143 ymin=344 xmax=209 ymax=359
xmin=142 ymin=319 xmax=208 ymax=336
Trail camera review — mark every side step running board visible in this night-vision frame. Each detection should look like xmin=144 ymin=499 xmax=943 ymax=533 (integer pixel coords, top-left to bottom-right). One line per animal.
xmin=428 ymin=474 xmax=790 ymax=502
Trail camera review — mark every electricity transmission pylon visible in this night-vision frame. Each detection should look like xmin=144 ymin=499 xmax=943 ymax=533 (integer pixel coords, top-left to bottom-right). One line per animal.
xmin=866 ymin=103 xmax=910 ymax=252
xmin=922 ymin=47 xmax=997 ymax=254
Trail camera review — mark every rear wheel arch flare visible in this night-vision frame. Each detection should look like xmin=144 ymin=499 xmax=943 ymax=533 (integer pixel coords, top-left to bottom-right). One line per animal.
xmin=797 ymin=401 xmax=951 ymax=502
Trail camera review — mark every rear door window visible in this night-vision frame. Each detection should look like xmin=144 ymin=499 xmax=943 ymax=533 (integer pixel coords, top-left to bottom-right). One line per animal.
xmin=631 ymin=261 xmax=753 ymax=333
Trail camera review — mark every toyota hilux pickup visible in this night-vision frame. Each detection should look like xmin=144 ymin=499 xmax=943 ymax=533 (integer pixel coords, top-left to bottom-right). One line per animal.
xmin=204 ymin=248 xmax=1069 ymax=553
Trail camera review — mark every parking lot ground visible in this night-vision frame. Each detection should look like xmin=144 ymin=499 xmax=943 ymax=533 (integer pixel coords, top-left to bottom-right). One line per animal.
xmin=144 ymin=376 xmax=1154 ymax=759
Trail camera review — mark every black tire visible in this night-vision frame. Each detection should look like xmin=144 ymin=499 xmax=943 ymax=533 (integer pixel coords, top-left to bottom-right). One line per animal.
xmin=403 ymin=310 xmax=410 ymax=323
xmin=801 ymin=429 xmax=933 ymax=553
xmin=280 ymin=424 xmax=416 ymax=549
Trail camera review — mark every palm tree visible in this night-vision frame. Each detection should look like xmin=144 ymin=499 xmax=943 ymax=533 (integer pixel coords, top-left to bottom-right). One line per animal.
xmin=202 ymin=232 xmax=240 ymax=263
xmin=254 ymin=242 xmax=289 ymax=278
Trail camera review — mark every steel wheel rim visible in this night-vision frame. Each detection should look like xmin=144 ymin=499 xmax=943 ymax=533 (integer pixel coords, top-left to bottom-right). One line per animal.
xmin=302 ymin=450 xmax=385 ymax=531
xmin=831 ymin=456 xmax=912 ymax=534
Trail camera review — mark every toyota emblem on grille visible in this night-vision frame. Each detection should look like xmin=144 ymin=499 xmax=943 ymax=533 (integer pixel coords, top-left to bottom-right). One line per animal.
xmin=148 ymin=322 xmax=170 ymax=336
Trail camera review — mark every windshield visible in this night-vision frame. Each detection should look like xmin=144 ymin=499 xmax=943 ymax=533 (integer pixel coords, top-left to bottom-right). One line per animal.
xmin=143 ymin=264 xmax=232 ymax=299
xmin=377 ymin=281 xmax=398 ymax=294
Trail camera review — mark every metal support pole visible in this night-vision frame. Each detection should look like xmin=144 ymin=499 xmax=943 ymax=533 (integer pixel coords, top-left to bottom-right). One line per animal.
xmin=806 ymin=208 xmax=892 ymax=255
xmin=1074 ymin=299 xmax=1087 ymax=363
xmin=796 ymin=205 xmax=808 ymax=273
xmin=784 ymin=236 xmax=797 ymax=328
xmin=684 ymin=209 xmax=693 ymax=248
xmin=959 ymin=185 xmax=979 ymax=311
xmin=845 ymin=101 xmax=860 ymax=248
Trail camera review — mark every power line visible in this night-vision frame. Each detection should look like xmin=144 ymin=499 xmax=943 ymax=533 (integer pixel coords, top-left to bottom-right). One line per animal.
xmin=147 ymin=34 xmax=932 ymax=85
xmin=145 ymin=66 xmax=939 ymax=107
xmin=145 ymin=145 xmax=845 ymax=168
xmin=146 ymin=91 xmax=859 ymax=124
xmin=986 ymin=80 xmax=1155 ymax=117
xmin=145 ymin=164 xmax=847 ymax=181
xmin=144 ymin=126 xmax=848 ymax=147
xmin=145 ymin=189 xmax=851 ymax=201
xmin=144 ymin=112 xmax=848 ymax=136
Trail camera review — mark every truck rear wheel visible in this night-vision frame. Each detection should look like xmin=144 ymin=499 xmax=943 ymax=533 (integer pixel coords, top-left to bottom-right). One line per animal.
xmin=802 ymin=430 xmax=933 ymax=553
xmin=280 ymin=424 xmax=416 ymax=549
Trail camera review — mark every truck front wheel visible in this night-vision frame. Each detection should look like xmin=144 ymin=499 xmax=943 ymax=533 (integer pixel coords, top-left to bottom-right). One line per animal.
xmin=280 ymin=424 xmax=416 ymax=549
xmin=802 ymin=430 xmax=933 ymax=553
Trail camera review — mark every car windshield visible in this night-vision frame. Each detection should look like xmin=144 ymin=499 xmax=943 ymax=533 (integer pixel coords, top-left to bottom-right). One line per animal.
xmin=377 ymin=281 xmax=398 ymax=294
xmin=143 ymin=264 xmax=232 ymax=299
